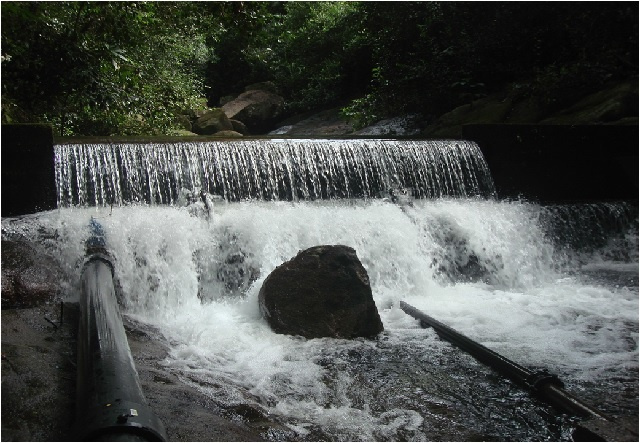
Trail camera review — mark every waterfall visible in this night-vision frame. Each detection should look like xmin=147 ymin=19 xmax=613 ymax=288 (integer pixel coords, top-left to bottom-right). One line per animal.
xmin=7 ymin=136 xmax=633 ymax=441
xmin=54 ymin=139 xmax=496 ymax=206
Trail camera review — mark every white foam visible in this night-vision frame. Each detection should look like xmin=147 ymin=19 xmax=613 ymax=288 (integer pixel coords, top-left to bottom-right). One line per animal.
xmin=581 ymin=262 xmax=639 ymax=272
xmin=4 ymin=199 xmax=637 ymax=440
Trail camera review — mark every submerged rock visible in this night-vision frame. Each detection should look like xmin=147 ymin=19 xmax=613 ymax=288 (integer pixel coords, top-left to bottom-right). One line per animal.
xmin=258 ymin=245 xmax=384 ymax=339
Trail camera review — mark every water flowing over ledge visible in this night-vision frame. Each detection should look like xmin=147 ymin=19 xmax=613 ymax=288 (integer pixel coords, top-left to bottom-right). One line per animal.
xmin=8 ymin=134 xmax=634 ymax=440
xmin=54 ymin=139 xmax=496 ymax=206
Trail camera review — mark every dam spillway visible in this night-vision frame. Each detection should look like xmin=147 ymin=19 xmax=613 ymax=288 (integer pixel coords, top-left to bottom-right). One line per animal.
xmin=3 ymin=135 xmax=636 ymax=441
xmin=54 ymin=139 xmax=496 ymax=206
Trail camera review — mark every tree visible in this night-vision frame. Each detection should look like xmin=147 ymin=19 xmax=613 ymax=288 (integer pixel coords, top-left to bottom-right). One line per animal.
xmin=2 ymin=2 xmax=636 ymax=135
xmin=262 ymin=2 xmax=370 ymax=113
xmin=343 ymin=2 xmax=638 ymax=126
xmin=2 ymin=1 xmax=211 ymax=135
xmin=206 ymin=1 xmax=372 ymax=115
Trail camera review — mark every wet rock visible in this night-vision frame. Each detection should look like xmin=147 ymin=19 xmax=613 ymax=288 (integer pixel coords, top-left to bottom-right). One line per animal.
xmin=427 ymin=220 xmax=503 ymax=285
xmin=1 ymin=304 xmax=78 ymax=441
xmin=215 ymin=238 xmax=260 ymax=297
xmin=192 ymin=108 xmax=234 ymax=135
xmin=258 ymin=245 xmax=384 ymax=339
xmin=124 ymin=318 xmax=278 ymax=441
xmin=1 ymin=239 xmax=64 ymax=309
xmin=353 ymin=114 xmax=423 ymax=136
xmin=196 ymin=228 xmax=260 ymax=301
xmin=1 ymin=304 xmax=277 ymax=442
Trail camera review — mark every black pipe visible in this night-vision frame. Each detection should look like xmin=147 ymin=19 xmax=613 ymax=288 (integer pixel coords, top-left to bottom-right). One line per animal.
xmin=399 ymin=302 xmax=640 ymax=441
xmin=399 ymin=301 xmax=610 ymax=420
xmin=76 ymin=219 xmax=168 ymax=441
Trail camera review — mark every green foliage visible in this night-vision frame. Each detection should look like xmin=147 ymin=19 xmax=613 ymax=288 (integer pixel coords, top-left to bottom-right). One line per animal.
xmin=2 ymin=1 xmax=211 ymax=135
xmin=2 ymin=2 xmax=637 ymax=135
xmin=249 ymin=2 xmax=370 ymax=114
xmin=340 ymin=2 xmax=638 ymax=122
xmin=201 ymin=2 xmax=277 ymax=104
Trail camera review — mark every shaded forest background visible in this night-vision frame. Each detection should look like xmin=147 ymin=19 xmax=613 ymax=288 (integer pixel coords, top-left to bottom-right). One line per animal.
xmin=1 ymin=1 xmax=637 ymax=136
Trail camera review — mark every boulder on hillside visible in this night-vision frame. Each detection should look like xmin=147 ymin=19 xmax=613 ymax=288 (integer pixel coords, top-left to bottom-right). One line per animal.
xmin=270 ymin=107 xmax=354 ymax=136
xmin=424 ymin=90 xmax=515 ymax=138
xmin=219 ymin=95 xmax=237 ymax=106
xmin=176 ymin=114 xmax=193 ymax=132
xmin=212 ymin=130 xmax=243 ymax=138
xmin=222 ymin=90 xmax=285 ymax=134
xmin=192 ymin=108 xmax=233 ymax=135
xmin=185 ymin=108 xmax=210 ymax=121
xmin=245 ymin=81 xmax=278 ymax=94
xmin=230 ymin=119 xmax=249 ymax=135
xmin=1 ymin=239 xmax=64 ymax=309
xmin=258 ymin=245 xmax=384 ymax=339
xmin=423 ymin=79 xmax=639 ymax=138
xmin=541 ymin=80 xmax=639 ymax=124
xmin=169 ymin=129 xmax=199 ymax=137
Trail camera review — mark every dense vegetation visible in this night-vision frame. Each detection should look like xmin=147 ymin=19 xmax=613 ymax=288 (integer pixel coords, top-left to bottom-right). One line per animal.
xmin=2 ymin=1 xmax=637 ymax=135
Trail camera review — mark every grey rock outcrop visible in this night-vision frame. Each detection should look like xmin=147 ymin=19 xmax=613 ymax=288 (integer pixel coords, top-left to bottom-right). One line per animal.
xmin=258 ymin=245 xmax=384 ymax=339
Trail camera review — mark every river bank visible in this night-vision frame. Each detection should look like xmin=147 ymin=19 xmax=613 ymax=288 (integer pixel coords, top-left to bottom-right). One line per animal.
xmin=1 ymin=303 xmax=292 ymax=441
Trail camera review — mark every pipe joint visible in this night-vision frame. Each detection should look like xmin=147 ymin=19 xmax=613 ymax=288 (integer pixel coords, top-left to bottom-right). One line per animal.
xmin=526 ymin=369 xmax=565 ymax=391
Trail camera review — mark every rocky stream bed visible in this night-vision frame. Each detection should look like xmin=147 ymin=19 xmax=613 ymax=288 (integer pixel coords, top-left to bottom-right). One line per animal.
xmin=1 ymin=302 xmax=295 ymax=441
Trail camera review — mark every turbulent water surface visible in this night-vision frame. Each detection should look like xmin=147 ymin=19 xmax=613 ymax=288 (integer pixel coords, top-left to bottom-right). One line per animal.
xmin=3 ymin=198 xmax=637 ymax=441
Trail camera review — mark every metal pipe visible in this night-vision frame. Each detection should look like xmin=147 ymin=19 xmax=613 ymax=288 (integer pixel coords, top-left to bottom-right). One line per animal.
xmin=399 ymin=301 xmax=611 ymax=420
xmin=76 ymin=219 xmax=167 ymax=441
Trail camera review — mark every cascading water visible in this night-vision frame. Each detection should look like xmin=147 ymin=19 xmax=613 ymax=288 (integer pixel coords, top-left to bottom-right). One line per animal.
xmin=4 ymin=139 xmax=637 ymax=441
xmin=54 ymin=139 xmax=496 ymax=206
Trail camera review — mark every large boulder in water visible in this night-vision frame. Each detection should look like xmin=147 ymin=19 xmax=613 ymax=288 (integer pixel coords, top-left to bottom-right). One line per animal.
xmin=222 ymin=89 xmax=285 ymax=134
xmin=258 ymin=245 xmax=384 ymax=339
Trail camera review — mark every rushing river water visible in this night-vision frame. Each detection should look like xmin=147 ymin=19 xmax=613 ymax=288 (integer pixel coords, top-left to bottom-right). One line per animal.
xmin=3 ymin=197 xmax=637 ymax=441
